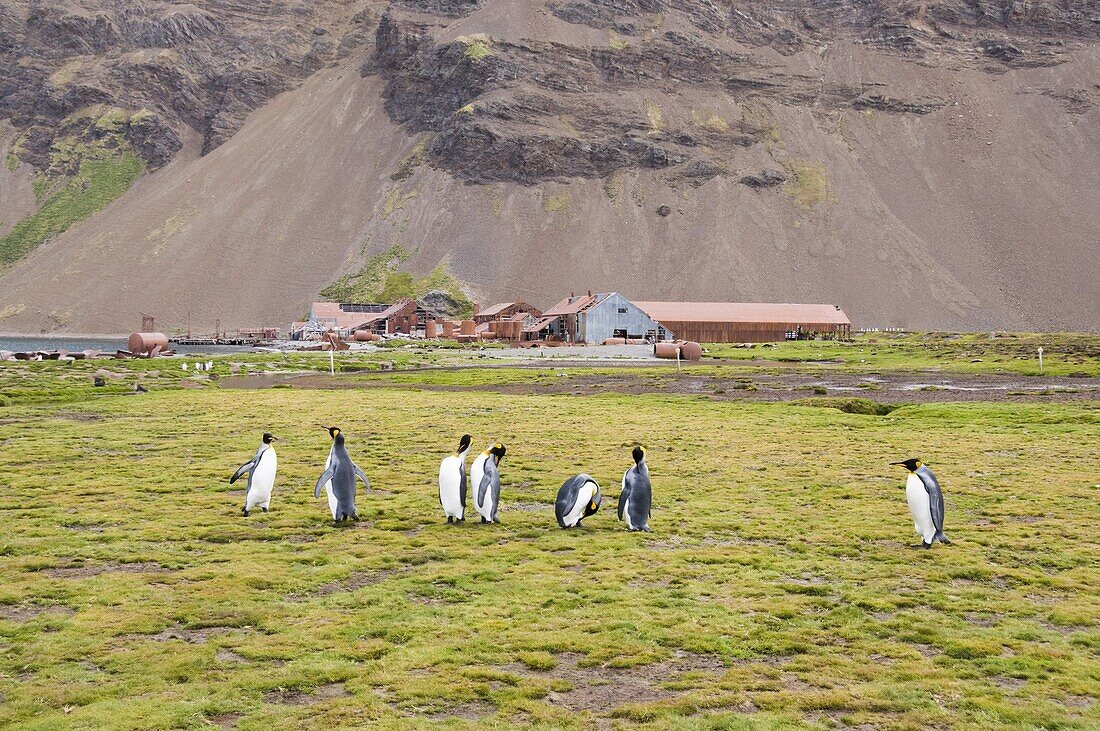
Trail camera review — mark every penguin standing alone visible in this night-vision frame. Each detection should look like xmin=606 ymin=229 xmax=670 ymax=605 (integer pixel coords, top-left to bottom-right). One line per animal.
xmin=439 ymin=434 xmax=472 ymax=523
xmin=470 ymin=443 xmax=506 ymax=523
xmin=618 ymin=446 xmax=652 ymax=532
xmin=555 ymin=474 xmax=601 ymax=529
xmin=230 ymin=432 xmax=278 ymax=516
xmin=314 ymin=427 xmax=371 ymax=522
xmin=892 ymin=458 xmax=951 ymax=549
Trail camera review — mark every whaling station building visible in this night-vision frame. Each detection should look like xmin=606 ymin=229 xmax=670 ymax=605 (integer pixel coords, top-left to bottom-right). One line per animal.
xmin=296 ymin=295 xmax=851 ymax=344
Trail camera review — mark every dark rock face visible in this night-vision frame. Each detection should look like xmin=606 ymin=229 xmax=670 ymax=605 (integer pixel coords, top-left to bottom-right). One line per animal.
xmin=0 ymin=1 xmax=376 ymax=171
xmin=361 ymin=0 xmax=1091 ymax=186
xmin=419 ymin=290 xmax=466 ymax=318
xmin=740 ymin=169 xmax=787 ymax=189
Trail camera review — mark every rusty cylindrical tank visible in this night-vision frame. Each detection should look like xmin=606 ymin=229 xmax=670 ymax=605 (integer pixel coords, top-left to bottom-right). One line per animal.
xmin=353 ymin=330 xmax=377 ymax=342
xmin=442 ymin=320 xmax=456 ymax=338
xmin=602 ymin=337 xmax=627 ymax=346
xmin=424 ymin=319 xmax=438 ymax=339
xmin=654 ymin=341 xmax=679 ymax=359
xmin=460 ymin=319 xmax=476 ymax=336
xmin=128 ymin=332 xmax=169 ymax=355
xmin=679 ymin=341 xmax=703 ymax=360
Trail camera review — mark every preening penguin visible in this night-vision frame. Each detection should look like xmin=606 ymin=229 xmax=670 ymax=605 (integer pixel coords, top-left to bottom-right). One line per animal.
xmin=315 ymin=426 xmax=371 ymax=522
xmin=439 ymin=434 xmax=472 ymax=523
xmin=618 ymin=446 xmax=652 ymax=532
xmin=892 ymin=458 xmax=951 ymax=549
xmin=556 ymin=474 xmax=601 ymax=529
xmin=230 ymin=432 xmax=278 ymax=516
xmin=470 ymin=443 xmax=506 ymax=524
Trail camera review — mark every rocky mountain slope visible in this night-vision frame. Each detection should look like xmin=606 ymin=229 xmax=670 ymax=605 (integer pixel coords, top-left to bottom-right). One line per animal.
xmin=0 ymin=0 xmax=1097 ymax=333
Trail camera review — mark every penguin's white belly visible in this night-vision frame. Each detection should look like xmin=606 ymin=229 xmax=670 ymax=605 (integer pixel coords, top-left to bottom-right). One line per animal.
xmin=439 ymin=458 xmax=464 ymax=518
xmin=245 ymin=451 xmax=277 ymax=509
xmin=563 ymin=481 xmax=597 ymax=527
xmin=905 ymin=474 xmax=935 ymax=543
xmin=324 ymin=450 xmax=338 ymax=519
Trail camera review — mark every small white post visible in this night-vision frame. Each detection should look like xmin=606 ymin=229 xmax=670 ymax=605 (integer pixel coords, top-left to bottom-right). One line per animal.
xmin=1037 ymin=347 xmax=1043 ymax=373
xmin=329 ymin=348 xmax=335 ymax=376
xmin=676 ymin=346 xmax=681 ymax=372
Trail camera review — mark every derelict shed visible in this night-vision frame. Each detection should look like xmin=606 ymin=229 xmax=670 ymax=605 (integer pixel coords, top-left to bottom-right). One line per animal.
xmin=474 ymin=301 xmax=543 ymax=324
xmin=542 ymin=293 xmax=668 ymax=343
xmin=634 ymin=302 xmax=851 ymax=343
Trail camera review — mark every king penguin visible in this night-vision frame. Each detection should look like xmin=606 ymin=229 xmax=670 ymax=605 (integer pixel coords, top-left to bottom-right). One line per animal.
xmin=555 ymin=474 xmax=601 ymax=529
xmin=315 ymin=426 xmax=371 ymax=522
xmin=892 ymin=458 xmax=951 ymax=549
xmin=618 ymin=446 xmax=652 ymax=532
xmin=230 ymin=432 xmax=278 ymax=516
xmin=470 ymin=443 xmax=506 ymax=523
xmin=439 ymin=434 xmax=472 ymax=523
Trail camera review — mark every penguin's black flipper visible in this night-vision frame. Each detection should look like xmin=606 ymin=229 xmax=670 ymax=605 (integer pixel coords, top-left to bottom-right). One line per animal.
xmin=618 ymin=468 xmax=635 ymax=521
xmin=314 ymin=468 xmax=335 ymax=498
xmin=230 ymin=460 xmax=254 ymax=484
xmin=353 ymin=464 xmax=371 ymax=491
xmin=916 ymin=467 xmax=946 ymax=535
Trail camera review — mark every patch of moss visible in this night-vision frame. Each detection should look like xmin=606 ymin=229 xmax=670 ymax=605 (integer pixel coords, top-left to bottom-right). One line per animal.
xmin=319 ymin=246 xmax=474 ymax=318
xmin=740 ymin=100 xmax=780 ymax=143
xmin=790 ymin=397 xmax=900 ymax=416
xmin=644 ymin=99 xmax=664 ymax=132
xmin=543 ymin=191 xmax=572 ymax=212
xmin=5 ymin=153 xmax=17 ymax=172
xmin=609 ymin=31 xmax=628 ymax=50
xmin=781 ymin=161 xmax=829 ymax=208
xmin=463 ymin=38 xmax=491 ymax=62
xmin=0 ymin=149 xmax=143 ymax=268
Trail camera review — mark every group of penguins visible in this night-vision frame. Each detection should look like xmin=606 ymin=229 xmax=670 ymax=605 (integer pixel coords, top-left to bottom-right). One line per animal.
xmin=230 ymin=428 xmax=952 ymax=547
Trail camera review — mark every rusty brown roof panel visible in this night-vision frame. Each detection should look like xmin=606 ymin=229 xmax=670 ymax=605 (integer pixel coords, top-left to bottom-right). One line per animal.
xmin=477 ymin=302 xmax=516 ymax=318
xmin=542 ymin=294 xmax=600 ymax=316
xmin=523 ymin=316 xmax=557 ymax=333
xmin=634 ymin=302 xmax=851 ymax=325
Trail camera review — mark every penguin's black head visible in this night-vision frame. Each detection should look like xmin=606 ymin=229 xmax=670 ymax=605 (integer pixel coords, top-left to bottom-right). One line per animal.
xmin=632 ymin=446 xmax=645 ymax=464
xmin=263 ymin=432 xmax=278 ymax=444
xmin=490 ymin=442 xmax=506 ymax=463
xmin=891 ymin=458 xmax=923 ymax=472
xmin=457 ymin=434 xmax=472 ymax=453
xmin=326 ymin=426 xmax=341 ymax=440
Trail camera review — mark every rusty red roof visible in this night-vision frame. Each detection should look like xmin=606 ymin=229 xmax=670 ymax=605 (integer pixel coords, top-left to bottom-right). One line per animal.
xmin=523 ymin=316 xmax=557 ymax=333
xmin=634 ymin=302 xmax=850 ymax=325
xmin=477 ymin=302 xmax=517 ymax=318
xmin=542 ymin=294 xmax=601 ymax=317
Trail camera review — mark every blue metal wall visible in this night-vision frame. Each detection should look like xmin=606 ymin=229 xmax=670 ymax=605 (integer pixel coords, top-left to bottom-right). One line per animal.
xmin=579 ymin=293 xmax=671 ymax=342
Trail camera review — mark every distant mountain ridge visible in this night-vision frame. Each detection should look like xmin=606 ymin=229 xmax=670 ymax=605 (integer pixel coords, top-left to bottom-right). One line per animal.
xmin=0 ymin=0 xmax=1097 ymax=333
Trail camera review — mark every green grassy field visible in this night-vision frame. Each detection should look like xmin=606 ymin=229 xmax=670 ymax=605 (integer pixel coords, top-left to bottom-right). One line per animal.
xmin=0 ymin=348 xmax=1098 ymax=730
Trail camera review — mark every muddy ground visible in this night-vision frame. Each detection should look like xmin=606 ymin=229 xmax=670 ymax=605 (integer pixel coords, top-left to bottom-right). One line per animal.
xmin=244 ymin=368 xmax=1100 ymax=404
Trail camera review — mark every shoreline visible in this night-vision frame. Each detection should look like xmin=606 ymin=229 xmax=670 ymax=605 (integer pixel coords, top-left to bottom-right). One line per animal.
xmin=0 ymin=332 xmax=130 ymax=340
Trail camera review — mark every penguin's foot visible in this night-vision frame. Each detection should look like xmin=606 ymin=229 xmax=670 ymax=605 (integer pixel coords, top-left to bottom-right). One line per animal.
xmin=351 ymin=513 xmax=360 ymax=522
xmin=909 ymin=543 xmax=932 ymax=549
xmin=939 ymin=536 xmax=952 ymax=545
xmin=447 ymin=516 xmax=453 ymax=525
xmin=481 ymin=517 xmax=489 ymax=524
xmin=242 ymin=510 xmax=250 ymax=517
xmin=261 ymin=507 xmax=268 ymax=513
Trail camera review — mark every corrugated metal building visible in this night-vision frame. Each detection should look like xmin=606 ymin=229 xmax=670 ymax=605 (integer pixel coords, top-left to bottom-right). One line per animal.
xmin=539 ymin=293 xmax=668 ymax=343
xmin=634 ymin=302 xmax=851 ymax=343
xmin=474 ymin=301 xmax=543 ymax=324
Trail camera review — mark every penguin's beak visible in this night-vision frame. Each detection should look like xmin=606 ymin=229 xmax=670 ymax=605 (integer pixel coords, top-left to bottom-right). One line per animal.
xmin=889 ymin=461 xmax=904 ymax=466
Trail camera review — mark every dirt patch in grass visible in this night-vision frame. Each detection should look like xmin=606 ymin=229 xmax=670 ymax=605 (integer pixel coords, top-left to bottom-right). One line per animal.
xmin=428 ymin=700 xmax=494 ymax=720
xmin=40 ymin=561 xmax=166 ymax=578
xmin=205 ymin=713 xmax=242 ymax=729
xmin=505 ymin=502 xmax=552 ymax=512
xmin=216 ymin=648 xmax=248 ymax=663
xmin=501 ymin=650 xmax=725 ymax=714
xmin=144 ymin=625 xmax=242 ymax=643
xmin=0 ymin=604 xmax=76 ymax=621
xmin=288 ymin=568 xmax=406 ymax=600
xmin=264 ymin=682 xmax=350 ymax=705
